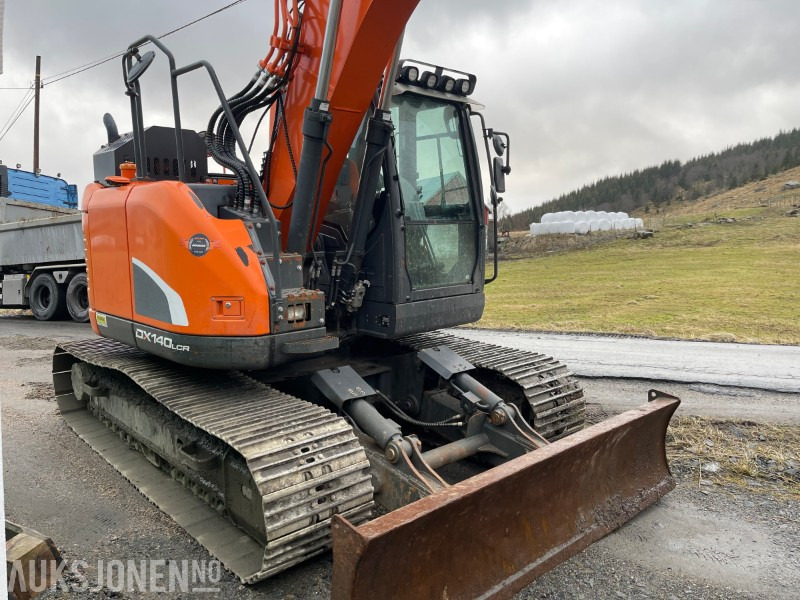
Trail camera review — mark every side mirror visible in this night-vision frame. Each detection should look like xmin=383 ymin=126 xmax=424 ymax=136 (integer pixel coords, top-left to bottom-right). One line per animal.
xmin=126 ymin=51 xmax=156 ymax=85
xmin=493 ymin=157 xmax=506 ymax=194
xmin=492 ymin=133 xmax=506 ymax=157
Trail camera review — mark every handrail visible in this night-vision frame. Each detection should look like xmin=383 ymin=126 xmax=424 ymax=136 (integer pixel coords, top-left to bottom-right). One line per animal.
xmin=123 ymin=35 xmax=283 ymax=299
xmin=471 ymin=110 xmax=499 ymax=284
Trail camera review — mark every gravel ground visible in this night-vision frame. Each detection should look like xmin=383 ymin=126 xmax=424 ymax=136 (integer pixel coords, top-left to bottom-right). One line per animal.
xmin=2 ymin=316 xmax=798 ymax=599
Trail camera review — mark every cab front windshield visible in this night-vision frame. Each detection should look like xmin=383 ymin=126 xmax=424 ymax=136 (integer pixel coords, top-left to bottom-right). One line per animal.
xmin=392 ymin=94 xmax=478 ymax=290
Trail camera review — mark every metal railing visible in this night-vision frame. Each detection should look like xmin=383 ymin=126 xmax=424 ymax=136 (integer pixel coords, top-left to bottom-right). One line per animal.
xmin=122 ymin=35 xmax=283 ymax=299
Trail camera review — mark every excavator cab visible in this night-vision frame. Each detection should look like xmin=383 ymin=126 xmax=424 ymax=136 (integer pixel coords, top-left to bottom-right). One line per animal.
xmin=392 ymin=92 xmax=480 ymax=288
xmin=320 ymin=65 xmax=498 ymax=339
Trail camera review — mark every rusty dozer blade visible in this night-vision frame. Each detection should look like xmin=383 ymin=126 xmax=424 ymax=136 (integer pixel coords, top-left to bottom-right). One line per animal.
xmin=332 ymin=391 xmax=680 ymax=600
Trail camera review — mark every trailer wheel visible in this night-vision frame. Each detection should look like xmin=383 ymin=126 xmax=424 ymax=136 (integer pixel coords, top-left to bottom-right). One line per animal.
xmin=29 ymin=273 xmax=67 ymax=321
xmin=66 ymin=273 xmax=90 ymax=322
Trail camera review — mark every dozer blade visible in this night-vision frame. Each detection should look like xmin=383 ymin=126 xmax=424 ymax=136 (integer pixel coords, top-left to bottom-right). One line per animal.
xmin=331 ymin=391 xmax=679 ymax=600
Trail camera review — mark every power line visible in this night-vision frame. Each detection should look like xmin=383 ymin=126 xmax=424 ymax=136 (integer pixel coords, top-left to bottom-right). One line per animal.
xmin=157 ymin=0 xmax=248 ymax=40
xmin=42 ymin=0 xmax=249 ymax=87
xmin=0 ymin=86 xmax=33 ymax=136
xmin=0 ymin=0 xmax=250 ymax=143
xmin=0 ymin=92 xmax=35 ymax=142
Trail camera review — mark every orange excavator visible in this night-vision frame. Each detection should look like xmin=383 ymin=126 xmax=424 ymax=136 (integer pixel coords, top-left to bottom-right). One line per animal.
xmin=52 ymin=1 xmax=679 ymax=597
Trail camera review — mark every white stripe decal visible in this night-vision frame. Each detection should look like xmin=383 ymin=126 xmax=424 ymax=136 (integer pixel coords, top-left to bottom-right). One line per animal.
xmin=131 ymin=257 xmax=189 ymax=326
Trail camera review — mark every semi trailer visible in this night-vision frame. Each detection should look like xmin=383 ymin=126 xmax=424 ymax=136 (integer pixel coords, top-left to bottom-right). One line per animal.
xmin=0 ymin=166 xmax=88 ymax=321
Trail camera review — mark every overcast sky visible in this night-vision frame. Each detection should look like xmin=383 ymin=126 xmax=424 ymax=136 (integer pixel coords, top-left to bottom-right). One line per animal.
xmin=2 ymin=0 xmax=800 ymax=214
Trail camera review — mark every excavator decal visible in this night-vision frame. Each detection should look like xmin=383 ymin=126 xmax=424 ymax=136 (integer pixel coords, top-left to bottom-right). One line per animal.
xmin=131 ymin=257 xmax=189 ymax=326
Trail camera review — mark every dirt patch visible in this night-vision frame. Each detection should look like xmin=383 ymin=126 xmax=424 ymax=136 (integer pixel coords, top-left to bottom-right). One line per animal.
xmin=0 ymin=309 xmax=31 ymax=317
xmin=15 ymin=354 xmax=51 ymax=367
xmin=497 ymin=230 xmax=632 ymax=260
xmin=23 ymin=381 xmax=55 ymax=401
xmin=0 ymin=335 xmax=62 ymax=351
xmin=668 ymin=416 xmax=800 ymax=499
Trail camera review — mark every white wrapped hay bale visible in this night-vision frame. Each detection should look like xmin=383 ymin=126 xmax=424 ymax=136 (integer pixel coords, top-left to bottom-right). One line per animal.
xmin=598 ymin=219 xmax=612 ymax=231
xmin=635 ymin=218 xmax=644 ymax=228
xmin=574 ymin=221 xmax=590 ymax=234
xmin=554 ymin=221 xmax=576 ymax=234
xmin=541 ymin=213 xmax=555 ymax=223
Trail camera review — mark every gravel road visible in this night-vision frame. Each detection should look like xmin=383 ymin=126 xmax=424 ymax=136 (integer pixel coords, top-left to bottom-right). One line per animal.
xmin=2 ymin=316 xmax=798 ymax=599
xmin=452 ymin=328 xmax=800 ymax=393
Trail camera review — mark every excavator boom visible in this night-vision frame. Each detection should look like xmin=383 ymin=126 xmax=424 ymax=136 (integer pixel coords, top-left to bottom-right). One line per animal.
xmin=263 ymin=0 xmax=421 ymax=244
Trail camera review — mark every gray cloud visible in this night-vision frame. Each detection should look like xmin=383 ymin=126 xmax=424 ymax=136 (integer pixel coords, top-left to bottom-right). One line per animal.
xmin=3 ymin=0 xmax=800 ymax=214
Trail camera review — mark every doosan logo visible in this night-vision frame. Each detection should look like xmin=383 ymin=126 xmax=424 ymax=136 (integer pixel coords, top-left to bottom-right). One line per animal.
xmin=135 ymin=328 xmax=190 ymax=352
xmin=188 ymin=233 xmax=211 ymax=257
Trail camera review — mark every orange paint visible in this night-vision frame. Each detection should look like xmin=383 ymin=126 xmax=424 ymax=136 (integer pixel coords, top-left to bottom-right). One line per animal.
xmin=84 ymin=180 xmax=273 ymax=336
xmin=83 ymin=182 xmax=134 ymax=327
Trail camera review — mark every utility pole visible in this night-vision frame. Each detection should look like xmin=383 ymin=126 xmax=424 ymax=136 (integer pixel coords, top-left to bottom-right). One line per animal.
xmin=33 ymin=55 xmax=41 ymax=174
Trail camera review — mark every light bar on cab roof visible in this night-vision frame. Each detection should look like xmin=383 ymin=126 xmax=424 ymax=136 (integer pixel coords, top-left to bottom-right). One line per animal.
xmin=455 ymin=78 xmax=474 ymax=96
xmin=420 ymin=71 xmax=438 ymax=89
xmin=437 ymin=75 xmax=456 ymax=94
xmin=395 ymin=59 xmax=477 ymax=97
xmin=398 ymin=64 xmax=419 ymax=84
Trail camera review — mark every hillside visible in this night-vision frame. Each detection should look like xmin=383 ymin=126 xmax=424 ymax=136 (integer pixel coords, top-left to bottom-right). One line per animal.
xmin=504 ymin=128 xmax=800 ymax=231
xmin=479 ymin=201 xmax=800 ymax=343
xmin=640 ymin=163 xmax=800 ymax=221
xmin=478 ymin=161 xmax=800 ymax=343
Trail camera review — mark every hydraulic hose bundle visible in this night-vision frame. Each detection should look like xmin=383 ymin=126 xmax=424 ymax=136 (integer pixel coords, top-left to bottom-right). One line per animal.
xmin=205 ymin=0 xmax=304 ymax=213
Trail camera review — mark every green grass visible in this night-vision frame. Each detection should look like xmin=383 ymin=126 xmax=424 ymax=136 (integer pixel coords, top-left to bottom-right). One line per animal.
xmin=478 ymin=207 xmax=800 ymax=343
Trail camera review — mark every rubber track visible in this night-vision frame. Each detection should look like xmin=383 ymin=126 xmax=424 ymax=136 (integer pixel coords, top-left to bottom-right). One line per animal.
xmin=398 ymin=332 xmax=586 ymax=440
xmin=53 ymin=338 xmax=374 ymax=584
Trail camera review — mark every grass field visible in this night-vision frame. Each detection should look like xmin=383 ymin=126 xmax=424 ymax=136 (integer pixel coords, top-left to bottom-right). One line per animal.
xmin=478 ymin=206 xmax=800 ymax=343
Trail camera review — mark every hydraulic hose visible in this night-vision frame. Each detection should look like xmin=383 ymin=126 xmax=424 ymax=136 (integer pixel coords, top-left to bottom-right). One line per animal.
xmin=206 ymin=2 xmax=304 ymax=213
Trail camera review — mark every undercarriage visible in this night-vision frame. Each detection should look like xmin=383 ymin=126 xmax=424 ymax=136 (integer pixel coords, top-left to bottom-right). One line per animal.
xmin=53 ymin=333 xmax=678 ymax=596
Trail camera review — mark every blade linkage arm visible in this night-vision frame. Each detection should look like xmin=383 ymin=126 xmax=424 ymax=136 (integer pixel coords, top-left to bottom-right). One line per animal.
xmin=311 ymin=351 xmax=551 ymax=514
xmin=418 ymin=346 xmax=549 ymax=449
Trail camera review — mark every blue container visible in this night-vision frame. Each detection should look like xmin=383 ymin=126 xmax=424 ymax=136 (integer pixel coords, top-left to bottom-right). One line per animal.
xmin=0 ymin=165 xmax=78 ymax=208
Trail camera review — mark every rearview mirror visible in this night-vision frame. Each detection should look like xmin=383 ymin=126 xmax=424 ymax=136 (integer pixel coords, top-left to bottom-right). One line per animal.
xmin=493 ymin=157 xmax=506 ymax=194
xmin=126 ymin=51 xmax=156 ymax=85
xmin=492 ymin=134 xmax=506 ymax=156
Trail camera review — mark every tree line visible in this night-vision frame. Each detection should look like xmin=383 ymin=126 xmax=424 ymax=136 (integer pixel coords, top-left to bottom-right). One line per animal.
xmin=503 ymin=127 xmax=800 ymax=230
